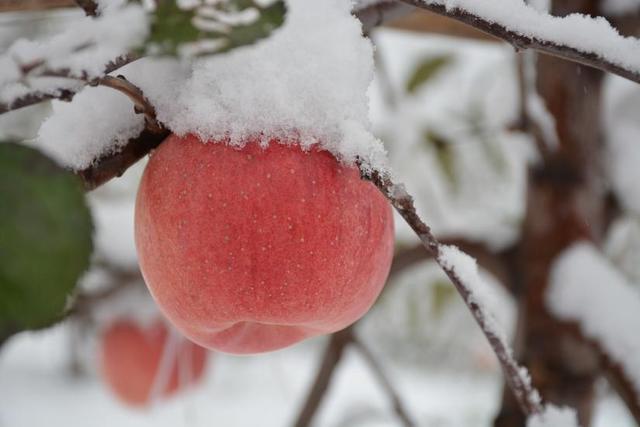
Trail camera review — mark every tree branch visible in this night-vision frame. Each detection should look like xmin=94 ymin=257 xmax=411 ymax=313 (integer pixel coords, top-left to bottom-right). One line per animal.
xmin=293 ymin=327 xmax=354 ymax=427
xmin=0 ymin=53 xmax=138 ymax=116
xmin=350 ymin=332 xmax=416 ymax=427
xmin=365 ymin=169 xmax=543 ymax=417
xmin=94 ymin=75 xmax=163 ymax=133
xmin=77 ymin=127 xmax=169 ymax=191
xmin=397 ymin=0 xmax=640 ymax=85
xmin=0 ymin=89 xmax=76 ymax=114
xmin=68 ymin=264 xmax=142 ymax=317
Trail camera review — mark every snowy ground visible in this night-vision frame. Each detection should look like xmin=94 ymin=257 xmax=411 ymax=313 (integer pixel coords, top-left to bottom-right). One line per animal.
xmin=0 ymin=322 xmax=634 ymax=427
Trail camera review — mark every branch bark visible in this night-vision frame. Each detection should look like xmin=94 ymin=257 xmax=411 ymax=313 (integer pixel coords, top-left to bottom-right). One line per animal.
xmin=365 ymin=169 xmax=543 ymax=417
xmin=351 ymin=333 xmax=416 ymax=427
xmin=95 ymin=75 xmax=163 ymax=133
xmin=0 ymin=89 xmax=77 ymax=114
xmin=397 ymin=0 xmax=640 ymax=85
xmin=77 ymin=127 xmax=169 ymax=191
xmin=0 ymin=53 xmax=138 ymax=116
xmin=293 ymin=327 xmax=354 ymax=427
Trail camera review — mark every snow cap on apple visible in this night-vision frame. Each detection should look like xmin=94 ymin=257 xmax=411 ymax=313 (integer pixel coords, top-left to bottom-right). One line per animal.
xmin=134 ymin=0 xmax=394 ymax=354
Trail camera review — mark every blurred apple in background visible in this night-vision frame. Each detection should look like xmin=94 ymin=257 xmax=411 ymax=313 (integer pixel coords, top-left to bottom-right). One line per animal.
xmin=100 ymin=318 xmax=208 ymax=407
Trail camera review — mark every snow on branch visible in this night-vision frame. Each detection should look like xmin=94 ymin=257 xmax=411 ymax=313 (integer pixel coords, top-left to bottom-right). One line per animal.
xmin=397 ymin=0 xmax=640 ymax=85
xmin=365 ymin=169 xmax=545 ymax=417
xmin=548 ymin=242 xmax=640 ymax=408
xmin=0 ymin=4 xmax=146 ymax=114
xmin=0 ymin=54 xmax=138 ymax=115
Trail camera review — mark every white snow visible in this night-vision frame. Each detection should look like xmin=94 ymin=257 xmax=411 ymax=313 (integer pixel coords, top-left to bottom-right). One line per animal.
xmin=156 ymin=0 xmax=387 ymax=171
xmin=36 ymin=58 xmax=189 ymax=169
xmin=438 ymin=244 xmax=543 ymax=408
xmin=37 ymin=82 xmax=145 ymax=168
xmin=416 ymin=0 xmax=640 ymax=76
xmin=3 ymin=4 xmax=147 ymax=79
xmin=438 ymin=245 xmax=510 ymax=345
xmin=527 ymin=405 xmax=580 ymax=427
xmin=547 ymin=242 xmax=640 ymax=399
xmin=35 ymin=0 xmax=388 ymax=172
xmin=2 ymin=322 xmax=631 ymax=427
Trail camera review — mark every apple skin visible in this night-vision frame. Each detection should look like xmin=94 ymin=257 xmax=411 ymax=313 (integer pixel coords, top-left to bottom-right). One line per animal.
xmin=100 ymin=319 xmax=207 ymax=407
xmin=135 ymin=134 xmax=394 ymax=354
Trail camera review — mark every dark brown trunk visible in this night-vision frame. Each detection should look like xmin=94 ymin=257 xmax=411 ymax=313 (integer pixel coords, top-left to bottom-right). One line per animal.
xmin=495 ymin=0 xmax=606 ymax=425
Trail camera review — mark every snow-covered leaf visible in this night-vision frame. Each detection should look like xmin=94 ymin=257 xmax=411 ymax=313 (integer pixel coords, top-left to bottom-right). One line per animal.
xmin=406 ymin=55 xmax=452 ymax=94
xmin=147 ymin=0 xmax=287 ymax=56
xmin=423 ymin=129 xmax=458 ymax=189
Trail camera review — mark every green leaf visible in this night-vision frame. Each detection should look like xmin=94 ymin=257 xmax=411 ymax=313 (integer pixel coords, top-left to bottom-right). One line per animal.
xmin=147 ymin=0 xmax=287 ymax=57
xmin=431 ymin=280 xmax=455 ymax=319
xmin=422 ymin=129 xmax=458 ymax=189
xmin=462 ymin=102 xmax=507 ymax=174
xmin=406 ymin=55 xmax=452 ymax=94
xmin=0 ymin=143 xmax=93 ymax=340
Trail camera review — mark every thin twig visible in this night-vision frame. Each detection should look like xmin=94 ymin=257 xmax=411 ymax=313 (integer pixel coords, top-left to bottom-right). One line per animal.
xmin=293 ymin=238 xmax=510 ymax=426
xmin=351 ymin=333 xmax=416 ymax=427
xmin=69 ymin=266 xmax=142 ymax=317
xmin=293 ymin=327 xmax=354 ymax=427
xmin=389 ymin=241 xmax=512 ymax=292
xmin=94 ymin=75 xmax=163 ymax=133
xmin=0 ymin=53 xmax=139 ymax=116
xmin=365 ymin=169 xmax=543 ymax=417
xmin=397 ymin=0 xmax=640 ymax=86
xmin=0 ymin=89 xmax=76 ymax=114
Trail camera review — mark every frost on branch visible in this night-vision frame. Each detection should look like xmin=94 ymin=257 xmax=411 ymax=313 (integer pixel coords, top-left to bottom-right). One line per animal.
xmin=402 ymin=0 xmax=640 ymax=84
xmin=547 ymin=242 xmax=640 ymax=399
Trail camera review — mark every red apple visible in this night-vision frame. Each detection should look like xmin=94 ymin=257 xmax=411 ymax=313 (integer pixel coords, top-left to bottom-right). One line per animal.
xmin=100 ymin=319 xmax=207 ymax=406
xmin=135 ymin=134 xmax=394 ymax=354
